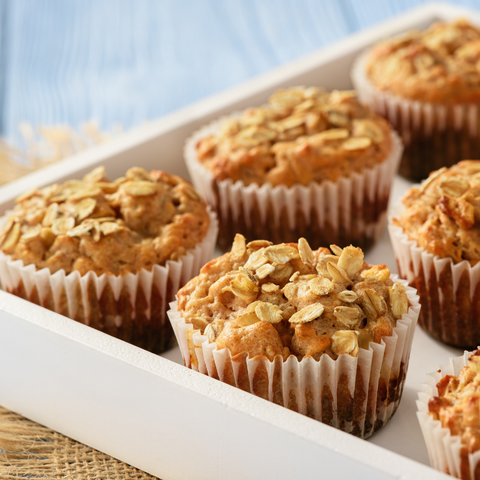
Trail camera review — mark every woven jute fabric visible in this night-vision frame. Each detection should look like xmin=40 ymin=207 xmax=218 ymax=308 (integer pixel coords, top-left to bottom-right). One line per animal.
xmin=0 ymin=405 xmax=159 ymax=479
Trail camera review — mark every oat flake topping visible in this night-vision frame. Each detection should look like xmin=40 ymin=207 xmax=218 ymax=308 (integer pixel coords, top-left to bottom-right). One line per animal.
xmin=396 ymin=160 xmax=480 ymax=264
xmin=0 ymin=166 xmax=210 ymax=275
xmin=195 ymin=86 xmax=392 ymax=187
xmin=366 ymin=19 xmax=480 ymax=103
xmin=177 ymin=235 xmax=409 ymax=362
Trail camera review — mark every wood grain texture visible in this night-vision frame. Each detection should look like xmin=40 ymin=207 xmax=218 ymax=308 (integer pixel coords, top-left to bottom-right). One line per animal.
xmin=0 ymin=0 xmax=480 ymax=145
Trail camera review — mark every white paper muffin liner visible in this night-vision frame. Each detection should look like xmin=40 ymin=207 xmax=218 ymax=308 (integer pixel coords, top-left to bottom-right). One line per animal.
xmin=167 ymin=276 xmax=420 ymax=439
xmin=352 ymin=50 xmax=480 ymax=182
xmin=0 ymin=208 xmax=218 ymax=353
xmin=184 ymin=115 xmax=403 ymax=252
xmin=388 ymin=200 xmax=480 ymax=348
xmin=417 ymin=350 xmax=480 ymax=480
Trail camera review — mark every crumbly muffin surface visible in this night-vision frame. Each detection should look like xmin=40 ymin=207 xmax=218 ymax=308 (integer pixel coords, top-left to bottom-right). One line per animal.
xmin=366 ymin=19 xmax=480 ymax=103
xmin=0 ymin=166 xmax=210 ymax=275
xmin=177 ymin=235 xmax=408 ymax=361
xmin=429 ymin=351 xmax=480 ymax=454
xmin=195 ymin=87 xmax=392 ymax=187
xmin=396 ymin=161 xmax=480 ymax=264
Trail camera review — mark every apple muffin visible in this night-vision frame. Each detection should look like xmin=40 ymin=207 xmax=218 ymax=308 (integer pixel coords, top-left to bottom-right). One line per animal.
xmin=419 ymin=350 xmax=480 ymax=479
xmin=169 ymin=235 xmax=420 ymax=438
xmin=353 ymin=19 xmax=480 ymax=181
xmin=185 ymin=86 xmax=402 ymax=251
xmin=0 ymin=166 xmax=217 ymax=353
xmin=390 ymin=160 xmax=480 ymax=348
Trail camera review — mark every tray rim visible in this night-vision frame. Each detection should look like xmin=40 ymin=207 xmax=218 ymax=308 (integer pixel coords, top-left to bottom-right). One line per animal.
xmin=0 ymin=2 xmax=475 ymax=479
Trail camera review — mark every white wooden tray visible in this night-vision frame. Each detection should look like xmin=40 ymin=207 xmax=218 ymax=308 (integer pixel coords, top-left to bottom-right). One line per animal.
xmin=0 ymin=3 xmax=474 ymax=479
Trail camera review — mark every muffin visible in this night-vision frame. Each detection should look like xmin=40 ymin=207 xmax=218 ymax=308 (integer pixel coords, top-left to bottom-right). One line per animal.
xmin=389 ymin=160 xmax=480 ymax=348
xmin=168 ymin=234 xmax=420 ymax=438
xmin=352 ymin=19 xmax=480 ymax=182
xmin=418 ymin=349 xmax=480 ymax=480
xmin=0 ymin=166 xmax=218 ymax=353
xmin=185 ymin=86 xmax=403 ymax=251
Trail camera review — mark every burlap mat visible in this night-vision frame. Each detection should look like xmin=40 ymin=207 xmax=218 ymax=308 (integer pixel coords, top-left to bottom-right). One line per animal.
xmin=0 ymin=405 xmax=160 ymax=479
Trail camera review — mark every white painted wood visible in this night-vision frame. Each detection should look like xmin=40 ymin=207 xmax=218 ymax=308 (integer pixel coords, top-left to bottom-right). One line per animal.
xmin=0 ymin=3 xmax=475 ymax=478
xmin=0 ymin=292 xmax=450 ymax=480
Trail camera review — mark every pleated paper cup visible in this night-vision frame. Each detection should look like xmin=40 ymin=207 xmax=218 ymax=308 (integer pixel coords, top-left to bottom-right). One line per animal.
xmin=167 ymin=276 xmax=420 ymax=439
xmin=184 ymin=116 xmax=403 ymax=252
xmin=389 ymin=202 xmax=480 ymax=349
xmin=352 ymin=50 xmax=480 ymax=182
xmin=417 ymin=350 xmax=480 ymax=480
xmin=0 ymin=209 xmax=218 ymax=354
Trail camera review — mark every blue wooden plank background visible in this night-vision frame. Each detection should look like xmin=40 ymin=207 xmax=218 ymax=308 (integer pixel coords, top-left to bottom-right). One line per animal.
xmin=1 ymin=0 xmax=480 ymax=146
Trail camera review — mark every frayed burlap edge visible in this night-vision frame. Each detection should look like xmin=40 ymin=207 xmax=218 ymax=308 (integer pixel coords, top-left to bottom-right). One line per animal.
xmin=0 ymin=405 xmax=159 ymax=479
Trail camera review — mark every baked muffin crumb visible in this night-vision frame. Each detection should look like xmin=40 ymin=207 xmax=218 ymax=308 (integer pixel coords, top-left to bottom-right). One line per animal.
xmin=177 ymin=235 xmax=408 ymax=362
xmin=0 ymin=166 xmax=210 ymax=275
xmin=366 ymin=19 xmax=480 ymax=103
xmin=395 ymin=160 xmax=480 ymax=263
xmin=429 ymin=350 xmax=480 ymax=458
xmin=196 ymin=86 xmax=392 ymax=187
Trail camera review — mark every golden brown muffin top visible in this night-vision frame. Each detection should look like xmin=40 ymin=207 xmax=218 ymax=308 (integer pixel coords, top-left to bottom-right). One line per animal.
xmin=395 ymin=161 xmax=480 ymax=264
xmin=195 ymin=87 xmax=392 ymax=187
xmin=0 ymin=166 xmax=210 ymax=276
xmin=366 ymin=19 xmax=480 ymax=103
xmin=177 ymin=235 xmax=408 ymax=362
xmin=428 ymin=350 xmax=480 ymax=455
